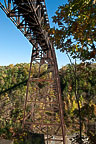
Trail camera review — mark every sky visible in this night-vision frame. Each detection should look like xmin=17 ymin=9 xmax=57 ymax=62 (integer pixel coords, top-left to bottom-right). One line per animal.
xmin=0 ymin=0 xmax=73 ymax=69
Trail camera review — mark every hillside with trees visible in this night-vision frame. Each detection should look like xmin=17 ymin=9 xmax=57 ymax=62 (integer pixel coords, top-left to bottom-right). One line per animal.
xmin=0 ymin=63 xmax=96 ymax=143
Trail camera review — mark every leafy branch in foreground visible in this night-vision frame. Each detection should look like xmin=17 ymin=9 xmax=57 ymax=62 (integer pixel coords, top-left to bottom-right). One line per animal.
xmin=50 ymin=0 xmax=96 ymax=61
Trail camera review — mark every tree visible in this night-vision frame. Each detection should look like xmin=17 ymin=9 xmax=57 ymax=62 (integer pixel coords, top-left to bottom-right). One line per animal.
xmin=50 ymin=1 xmax=96 ymax=143
xmin=51 ymin=0 xmax=96 ymax=62
xmin=59 ymin=63 xmax=96 ymax=143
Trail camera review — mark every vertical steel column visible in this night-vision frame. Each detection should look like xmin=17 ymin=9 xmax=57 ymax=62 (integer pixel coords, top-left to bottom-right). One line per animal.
xmin=8 ymin=0 xmax=11 ymax=11
xmin=23 ymin=46 xmax=34 ymax=127
xmin=51 ymin=44 xmax=66 ymax=144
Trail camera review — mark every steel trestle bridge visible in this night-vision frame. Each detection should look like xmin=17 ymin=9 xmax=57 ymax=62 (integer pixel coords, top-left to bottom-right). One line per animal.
xmin=0 ymin=0 xmax=66 ymax=143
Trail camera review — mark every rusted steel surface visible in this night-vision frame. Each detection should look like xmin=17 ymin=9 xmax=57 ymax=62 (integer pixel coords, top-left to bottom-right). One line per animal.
xmin=0 ymin=0 xmax=66 ymax=143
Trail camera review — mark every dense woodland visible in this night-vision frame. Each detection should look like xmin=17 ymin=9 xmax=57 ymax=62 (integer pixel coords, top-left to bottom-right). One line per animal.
xmin=0 ymin=63 xmax=96 ymax=143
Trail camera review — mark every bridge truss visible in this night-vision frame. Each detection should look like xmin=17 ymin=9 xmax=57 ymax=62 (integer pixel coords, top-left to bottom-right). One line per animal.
xmin=0 ymin=0 xmax=66 ymax=143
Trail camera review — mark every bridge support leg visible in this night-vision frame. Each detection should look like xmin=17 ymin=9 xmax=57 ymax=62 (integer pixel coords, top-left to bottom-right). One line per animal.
xmin=22 ymin=44 xmax=66 ymax=144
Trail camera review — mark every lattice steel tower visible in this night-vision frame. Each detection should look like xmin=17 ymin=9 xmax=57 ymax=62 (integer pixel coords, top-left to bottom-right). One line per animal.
xmin=0 ymin=0 xmax=66 ymax=143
